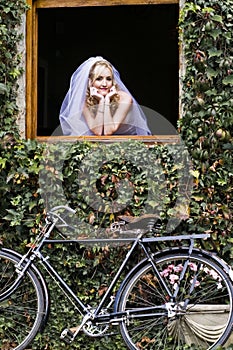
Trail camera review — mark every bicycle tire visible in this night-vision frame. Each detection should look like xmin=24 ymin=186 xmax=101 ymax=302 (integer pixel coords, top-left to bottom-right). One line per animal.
xmin=117 ymin=250 xmax=233 ymax=350
xmin=0 ymin=250 xmax=46 ymax=350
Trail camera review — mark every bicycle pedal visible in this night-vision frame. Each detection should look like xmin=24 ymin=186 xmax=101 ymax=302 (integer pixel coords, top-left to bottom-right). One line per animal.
xmin=60 ymin=328 xmax=75 ymax=344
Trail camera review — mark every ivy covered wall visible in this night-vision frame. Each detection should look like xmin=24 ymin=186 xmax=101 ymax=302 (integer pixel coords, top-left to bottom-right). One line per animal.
xmin=0 ymin=0 xmax=233 ymax=349
xmin=0 ymin=0 xmax=27 ymax=138
xmin=179 ymin=0 xmax=233 ymax=258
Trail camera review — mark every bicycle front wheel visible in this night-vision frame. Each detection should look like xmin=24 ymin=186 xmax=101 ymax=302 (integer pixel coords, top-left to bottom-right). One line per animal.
xmin=117 ymin=251 xmax=233 ymax=350
xmin=0 ymin=250 xmax=45 ymax=350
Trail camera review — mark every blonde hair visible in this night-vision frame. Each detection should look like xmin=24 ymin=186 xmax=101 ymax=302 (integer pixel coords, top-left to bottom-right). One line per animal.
xmin=86 ymin=60 xmax=119 ymax=108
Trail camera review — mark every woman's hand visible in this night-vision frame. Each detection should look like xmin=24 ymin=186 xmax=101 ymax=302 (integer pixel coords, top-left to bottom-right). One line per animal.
xmin=90 ymin=87 xmax=104 ymax=101
xmin=105 ymin=86 xmax=117 ymax=103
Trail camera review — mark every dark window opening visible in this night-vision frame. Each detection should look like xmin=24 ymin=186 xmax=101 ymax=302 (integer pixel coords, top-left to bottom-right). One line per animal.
xmin=38 ymin=5 xmax=179 ymax=136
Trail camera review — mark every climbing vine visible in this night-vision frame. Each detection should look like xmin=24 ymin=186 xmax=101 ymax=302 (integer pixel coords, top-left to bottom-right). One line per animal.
xmin=0 ymin=0 xmax=28 ymax=138
xmin=179 ymin=0 xmax=233 ymax=259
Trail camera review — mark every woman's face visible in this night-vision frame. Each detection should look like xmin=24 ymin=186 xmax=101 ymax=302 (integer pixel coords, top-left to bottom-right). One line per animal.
xmin=91 ymin=67 xmax=113 ymax=96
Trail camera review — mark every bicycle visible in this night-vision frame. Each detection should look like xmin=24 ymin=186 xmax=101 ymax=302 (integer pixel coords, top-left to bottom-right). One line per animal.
xmin=0 ymin=205 xmax=233 ymax=350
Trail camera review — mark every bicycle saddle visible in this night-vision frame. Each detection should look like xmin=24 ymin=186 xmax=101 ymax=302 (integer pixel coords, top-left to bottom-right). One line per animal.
xmin=117 ymin=214 xmax=159 ymax=229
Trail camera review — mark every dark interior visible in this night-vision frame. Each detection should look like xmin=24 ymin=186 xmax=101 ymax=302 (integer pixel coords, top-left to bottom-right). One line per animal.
xmin=38 ymin=4 xmax=179 ymax=136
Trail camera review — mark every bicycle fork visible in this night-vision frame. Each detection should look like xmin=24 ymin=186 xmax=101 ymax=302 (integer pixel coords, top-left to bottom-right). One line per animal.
xmin=140 ymin=239 xmax=196 ymax=315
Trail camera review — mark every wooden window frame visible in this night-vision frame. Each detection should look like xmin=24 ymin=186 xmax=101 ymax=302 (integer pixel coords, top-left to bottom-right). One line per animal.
xmin=26 ymin=0 xmax=180 ymax=144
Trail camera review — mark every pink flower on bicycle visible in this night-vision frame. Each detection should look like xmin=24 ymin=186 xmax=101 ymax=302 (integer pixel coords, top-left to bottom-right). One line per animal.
xmin=173 ymin=264 xmax=183 ymax=272
xmin=188 ymin=262 xmax=198 ymax=271
xmin=203 ymin=267 xmax=222 ymax=282
xmin=217 ymin=282 xmax=223 ymax=289
xmin=209 ymin=269 xmax=222 ymax=281
xmin=161 ymin=264 xmax=174 ymax=277
xmin=169 ymin=274 xmax=179 ymax=285
xmin=190 ymin=278 xmax=200 ymax=287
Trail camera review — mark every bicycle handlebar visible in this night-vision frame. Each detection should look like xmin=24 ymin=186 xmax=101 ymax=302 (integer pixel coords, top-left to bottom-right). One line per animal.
xmin=46 ymin=206 xmax=77 ymax=232
xmin=49 ymin=206 xmax=76 ymax=214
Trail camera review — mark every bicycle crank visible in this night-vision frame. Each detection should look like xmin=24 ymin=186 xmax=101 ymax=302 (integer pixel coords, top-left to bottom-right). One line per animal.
xmin=83 ymin=320 xmax=109 ymax=337
xmin=60 ymin=313 xmax=92 ymax=344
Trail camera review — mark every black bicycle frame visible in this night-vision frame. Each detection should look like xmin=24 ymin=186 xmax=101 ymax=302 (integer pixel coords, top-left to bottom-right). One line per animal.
xmin=35 ymin=236 xmax=141 ymax=319
xmin=0 ymin=205 xmax=211 ymax=320
xmin=23 ymin=231 xmax=210 ymax=322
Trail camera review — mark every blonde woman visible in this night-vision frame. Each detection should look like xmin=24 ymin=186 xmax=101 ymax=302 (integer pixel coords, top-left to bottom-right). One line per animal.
xmin=59 ymin=56 xmax=151 ymax=136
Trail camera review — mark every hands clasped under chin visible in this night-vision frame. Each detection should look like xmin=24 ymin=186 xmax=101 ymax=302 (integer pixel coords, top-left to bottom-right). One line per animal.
xmin=90 ymin=86 xmax=117 ymax=103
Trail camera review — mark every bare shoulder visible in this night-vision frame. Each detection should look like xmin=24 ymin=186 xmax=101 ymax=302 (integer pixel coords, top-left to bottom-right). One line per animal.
xmin=118 ymin=90 xmax=133 ymax=104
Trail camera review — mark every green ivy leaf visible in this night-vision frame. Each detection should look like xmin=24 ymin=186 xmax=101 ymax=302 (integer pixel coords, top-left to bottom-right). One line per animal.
xmin=222 ymin=75 xmax=233 ymax=85
xmin=212 ymin=15 xmax=223 ymax=23
xmin=0 ymin=83 xmax=7 ymax=94
xmin=190 ymin=170 xmax=200 ymax=179
xmin=209 ymin=29 xmax=222 ymax=40
xmin=207 ymin=48 xmax=222 ymax=58
xmin=206 ymin=67 xmax=218 ymax=78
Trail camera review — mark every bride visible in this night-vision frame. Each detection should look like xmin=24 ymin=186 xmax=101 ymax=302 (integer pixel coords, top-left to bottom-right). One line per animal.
xmin=59 ymin=56 xmax=151 ymax=136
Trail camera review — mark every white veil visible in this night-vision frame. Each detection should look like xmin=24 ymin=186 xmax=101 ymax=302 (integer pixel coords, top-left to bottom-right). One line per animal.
xmin=59 ymin=56 xmax=151 ymax=136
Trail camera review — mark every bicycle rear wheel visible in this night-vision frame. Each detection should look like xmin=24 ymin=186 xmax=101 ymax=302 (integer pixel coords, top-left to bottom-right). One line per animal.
xmin=0 ymin=250 xmax=45 ymax=350
xmin=117 ymin=251 xmax=233 ymax=350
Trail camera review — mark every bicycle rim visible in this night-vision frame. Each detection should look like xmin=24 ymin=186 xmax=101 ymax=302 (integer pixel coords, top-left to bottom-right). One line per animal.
xmin=118 ymin=252 xmax=233 ymax=350
xmin=0 ymin=250 xmax=45 ymax=350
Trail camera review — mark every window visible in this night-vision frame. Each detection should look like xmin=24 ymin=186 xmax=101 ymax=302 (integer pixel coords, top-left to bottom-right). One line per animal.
xmin=26 ymin=0 xmax=180 ymax=143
